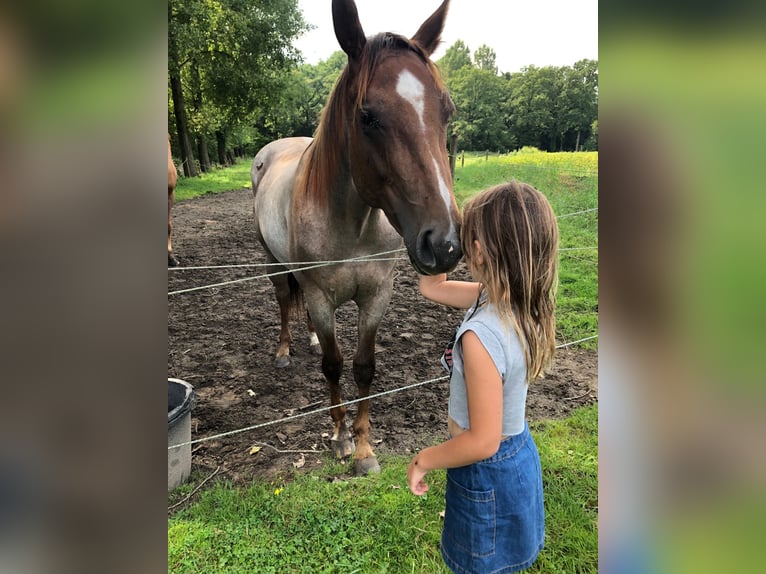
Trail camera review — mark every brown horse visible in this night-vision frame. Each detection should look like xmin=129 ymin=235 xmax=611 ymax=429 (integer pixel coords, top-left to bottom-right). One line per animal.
xmin=251 ymin=0 xmax=461 ymax=475
xmin=168 ymin=134 xmax=179 ymax=267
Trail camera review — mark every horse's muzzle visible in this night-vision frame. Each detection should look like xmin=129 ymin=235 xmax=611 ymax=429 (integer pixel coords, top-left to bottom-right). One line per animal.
xmin=411 ymin=228 xmax=462 ymax=275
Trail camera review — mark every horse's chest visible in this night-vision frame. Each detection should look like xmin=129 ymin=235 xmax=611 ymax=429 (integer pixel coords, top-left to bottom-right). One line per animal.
xmin=299 ymin=259 xmax=394 ymax=307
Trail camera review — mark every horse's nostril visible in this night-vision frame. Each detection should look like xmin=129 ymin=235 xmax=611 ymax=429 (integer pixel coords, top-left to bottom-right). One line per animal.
xmin=416 ymin=229 xmax=437 ymax=269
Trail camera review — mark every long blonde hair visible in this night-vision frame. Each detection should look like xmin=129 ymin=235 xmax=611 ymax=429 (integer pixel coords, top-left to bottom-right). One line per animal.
xmin=460 ymin=181 xmax=559 ymax=381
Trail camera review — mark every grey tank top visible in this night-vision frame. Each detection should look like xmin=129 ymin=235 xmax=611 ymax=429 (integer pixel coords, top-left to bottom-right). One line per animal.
xmin=443 ymin=298 xmax=529 ymax=437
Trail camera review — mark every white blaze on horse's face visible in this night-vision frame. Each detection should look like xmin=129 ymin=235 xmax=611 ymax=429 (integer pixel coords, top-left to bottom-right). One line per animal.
xmin=431 ymin=156 xmax=456 ymax=237
xmin=396 ymin=69 xmax=426 ymax=130
xmin=396 ymin=68 xmax=457 ymax=230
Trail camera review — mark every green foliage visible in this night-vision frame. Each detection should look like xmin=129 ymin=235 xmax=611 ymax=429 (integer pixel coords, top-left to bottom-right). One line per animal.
xmin=169 ymin=0 xmax=311 ymax=163
xmin=168 ymin=405 xmax=597 ymax=573
xmin=473 ymin=44 xmax=498 ymax=75
xmin=583 ymin=119 xmax=598 ymax=151
xmin=290 ymin=52 xmax=346 ymax=136
xmin=436 ymin=39 xmax=472 ymax=79
xmin=506 ymin=59 xmax=596 ymax=152
xmin=449 ymin=67 xmax=515 ymax=151
xmin=442 ymin=50 xmax=598 ymax=153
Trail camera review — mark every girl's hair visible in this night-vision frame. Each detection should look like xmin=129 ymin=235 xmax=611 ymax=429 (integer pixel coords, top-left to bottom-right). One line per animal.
xmin=460 ymin=181 xmax=559 ymax=381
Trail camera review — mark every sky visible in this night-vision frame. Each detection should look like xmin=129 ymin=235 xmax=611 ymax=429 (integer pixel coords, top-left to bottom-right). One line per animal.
xmin=294 ymin=0 xmax=598 ymax=74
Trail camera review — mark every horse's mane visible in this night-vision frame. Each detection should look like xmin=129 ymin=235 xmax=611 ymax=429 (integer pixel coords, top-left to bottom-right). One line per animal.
xmin=297 ymin=32 xmax=447 ymax=205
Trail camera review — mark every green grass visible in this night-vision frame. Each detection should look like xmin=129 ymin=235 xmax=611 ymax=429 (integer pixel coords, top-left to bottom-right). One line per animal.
xmin=174 ymin=159 xmax=252 ymax=201
xmin=168 ymin=405 xmax=597 ymax=573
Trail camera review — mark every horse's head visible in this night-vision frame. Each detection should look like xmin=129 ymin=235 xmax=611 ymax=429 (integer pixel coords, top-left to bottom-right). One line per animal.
xmin=332 ymin=0 xmax=462 ymax=275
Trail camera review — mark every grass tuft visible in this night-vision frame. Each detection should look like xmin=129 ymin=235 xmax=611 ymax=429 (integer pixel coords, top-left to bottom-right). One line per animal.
xmin=173 ymin=159 xmax=252 ymax=201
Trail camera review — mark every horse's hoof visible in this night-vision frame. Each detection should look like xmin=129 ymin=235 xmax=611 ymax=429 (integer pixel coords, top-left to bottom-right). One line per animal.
xmin=168 ymin=253 xmax=179 ymax=267
xmin=331 ymin=438 xmax=355 ymax=459
xmin=274 ymin=356 xmax=291 ymax=369
xmin=354 ymin=456 xmax=380 ymax=476
xmin=310 ymin=343 xmax=322 ymax=356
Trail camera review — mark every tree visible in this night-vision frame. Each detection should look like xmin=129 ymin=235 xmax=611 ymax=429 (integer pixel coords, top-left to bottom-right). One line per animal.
xmin=560 ymin=59 xmax=598 ymax=151
xmin=168 ymin=0 xmax=203 ymax=176
xmin=583 ymin=119 xmax=598 ymax=150
xmin=473 ymin=44 xmax=498 ymax=75
xmin=448 ymin=67 xmax=513 ymax=152
xmin=168 ymin=0 xmax=309 ymax=170
xmin=286 ymin=51 xmax=346 ymax=137
xmin=504 ymin=65 xmax=569 ymax=151
xmin=437 ymin=40 xmax=472 ymax=79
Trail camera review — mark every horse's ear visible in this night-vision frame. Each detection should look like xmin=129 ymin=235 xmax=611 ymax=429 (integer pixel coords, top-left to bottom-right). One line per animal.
xmin=332 ymin=0 xmax=366 ymax=61
xmin=411 ymin=0 xmax=450 ymax=56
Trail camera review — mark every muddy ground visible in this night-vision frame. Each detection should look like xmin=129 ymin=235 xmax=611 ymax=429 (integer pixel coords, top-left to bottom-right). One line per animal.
xmin=168 ymin=188 xmax=597 ymax=486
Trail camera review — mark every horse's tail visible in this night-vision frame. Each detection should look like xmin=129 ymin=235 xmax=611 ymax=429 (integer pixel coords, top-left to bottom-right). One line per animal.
xmin=286 ymin=272 xmax=305 ymax=321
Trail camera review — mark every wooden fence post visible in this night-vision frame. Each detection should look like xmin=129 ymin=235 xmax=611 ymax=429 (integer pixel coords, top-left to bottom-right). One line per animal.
xmin=449 ymin=134 xmax=458 ymax=177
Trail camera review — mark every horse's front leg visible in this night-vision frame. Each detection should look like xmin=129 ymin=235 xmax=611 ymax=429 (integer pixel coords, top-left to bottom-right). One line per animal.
xmin=351 ymin=286 xmax=393 ymax=475
xmin=306 ymin=294 xmax=354 ymax=459
xmin=351 ymin=327 xmax=379 ymax=475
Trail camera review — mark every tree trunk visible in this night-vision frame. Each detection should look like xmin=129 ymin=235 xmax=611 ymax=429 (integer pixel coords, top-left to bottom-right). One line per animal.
xmin=215 ymin=131 xmax=227 ymax=165
xmin=168 ymin=34 xmax=198 ymax=177
xmin=198 ymin=136 xmax=211 ymax=172
xmin=575 ymin=130 xmax=581 ymax=152
xmin=189 ymin=63 xmax=210 ymax=172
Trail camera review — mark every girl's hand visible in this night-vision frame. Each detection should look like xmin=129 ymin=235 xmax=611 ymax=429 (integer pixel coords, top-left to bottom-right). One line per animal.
xmin=407 ymin=454 xmax=429 ymax=496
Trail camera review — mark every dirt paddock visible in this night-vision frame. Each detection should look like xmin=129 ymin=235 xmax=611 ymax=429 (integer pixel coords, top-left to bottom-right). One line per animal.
xmin=168 ymin=188 xmax=597 ymax=486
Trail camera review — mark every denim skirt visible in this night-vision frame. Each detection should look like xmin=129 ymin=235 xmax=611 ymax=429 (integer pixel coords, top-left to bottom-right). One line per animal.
xmin=441 ymin=423 xmax=545 ymax=574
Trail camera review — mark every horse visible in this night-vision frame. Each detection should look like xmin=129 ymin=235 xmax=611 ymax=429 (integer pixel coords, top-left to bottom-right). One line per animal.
xmin=251 ymin=0 xmax=461 ymax=475
xmin=168 ymin=134 xmax=179 ymax=267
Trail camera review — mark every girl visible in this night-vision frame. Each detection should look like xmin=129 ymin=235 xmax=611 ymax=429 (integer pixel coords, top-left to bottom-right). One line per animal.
xmin=407 ymin=181 xmax=559 ymax=573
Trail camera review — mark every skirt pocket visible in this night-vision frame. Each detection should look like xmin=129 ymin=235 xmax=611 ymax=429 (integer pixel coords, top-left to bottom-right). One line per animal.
xmin=443 ymin=471 xmax=496 ymax=558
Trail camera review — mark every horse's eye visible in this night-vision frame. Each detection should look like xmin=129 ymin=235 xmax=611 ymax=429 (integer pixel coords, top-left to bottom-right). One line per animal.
xmin=360 ymin=109 xmax=380 ymax=130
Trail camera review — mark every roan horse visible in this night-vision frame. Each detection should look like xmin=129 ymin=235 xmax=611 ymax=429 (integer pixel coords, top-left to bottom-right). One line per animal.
xmin=251 ymin=0 xmax=461 ymax=475
xmin=168 ymin=134 xmax=179 ymax=267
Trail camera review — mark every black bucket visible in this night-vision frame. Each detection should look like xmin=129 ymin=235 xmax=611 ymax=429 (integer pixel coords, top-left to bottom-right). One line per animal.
xmin=168 ymin=378 xmax=195 ymax=491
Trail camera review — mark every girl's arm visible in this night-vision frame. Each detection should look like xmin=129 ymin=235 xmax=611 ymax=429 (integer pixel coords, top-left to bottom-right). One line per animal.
xmin=419 ymin=273 xmax=482 ymax=309
xmin=407 ymin=331 xmax=503 ymax=495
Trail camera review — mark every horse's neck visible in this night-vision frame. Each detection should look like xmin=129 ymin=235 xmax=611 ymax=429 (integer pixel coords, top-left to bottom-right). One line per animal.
xmin=297 ymin=147 xmax=398 ymax=251
xmin=337 ymin=175 xmax=365 ymax=213
xmin=320 ymin=171 xmax=400 ymax=251
xmin=325 ymin=166 xmax=377 ymax=236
